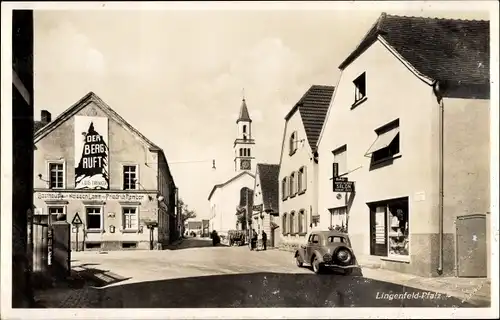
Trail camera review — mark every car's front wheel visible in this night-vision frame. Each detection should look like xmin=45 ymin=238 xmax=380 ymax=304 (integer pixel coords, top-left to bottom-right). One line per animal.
xmin=312 ymin=256 xmax=322 ymax=274
xmin=295 ymin=255 xmax=303 ymax=267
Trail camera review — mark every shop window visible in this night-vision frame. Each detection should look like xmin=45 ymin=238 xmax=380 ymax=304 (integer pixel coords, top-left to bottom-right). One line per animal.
xmin=121 ymin=242 xmax=137 ymax=249
xmin=85 ymin=242 xmax=101 ymax=250
xmin=123 ymin=165 xmax=137 ymax=190
xmin=86 ymin=207 xmax=102 ymax=231
xmin=369 ymin=197 xmax=409 ymax=258
xmin=48 ymin=162 xmax=65 ymax=189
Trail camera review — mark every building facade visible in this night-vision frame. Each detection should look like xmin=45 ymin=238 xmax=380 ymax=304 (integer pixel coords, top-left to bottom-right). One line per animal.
xmin=33 ymin=92 xmax=177 ymax=251
xmin=316 ymin=13 xmax=490 ymax=277
xmin=252 ymin=163 xmax=280 ymax=247
xmin=278 ymin=85 xmax=335 ymax=248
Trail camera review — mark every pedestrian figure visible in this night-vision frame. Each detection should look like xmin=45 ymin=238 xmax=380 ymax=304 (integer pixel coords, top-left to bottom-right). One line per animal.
xmin=261 ymin=230 xmax=267 ymax=251
xmin=211 ymin=230 xmax=220 ymax=246
xmin=251 ymin=229 xmax=257 ymax=251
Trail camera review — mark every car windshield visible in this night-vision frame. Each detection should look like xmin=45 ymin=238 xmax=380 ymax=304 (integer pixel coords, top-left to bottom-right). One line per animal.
xmin=328 ymin=236 xmax=346 ymax=244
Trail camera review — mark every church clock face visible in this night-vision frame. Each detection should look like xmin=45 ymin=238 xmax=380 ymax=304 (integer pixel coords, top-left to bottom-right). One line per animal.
xmin=240 ymin=159 xmax=251 ymax=170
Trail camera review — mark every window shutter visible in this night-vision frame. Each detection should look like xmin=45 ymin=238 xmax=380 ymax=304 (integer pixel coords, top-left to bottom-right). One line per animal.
xmin=302 ymin=166 xmax=307 ymax=191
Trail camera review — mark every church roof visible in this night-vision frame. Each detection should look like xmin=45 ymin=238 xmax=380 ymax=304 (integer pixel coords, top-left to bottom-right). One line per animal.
xmin=207 ymin=171 xmax=255 ymax=201
xmin=236 ymin=98 xmax=252 ymax=123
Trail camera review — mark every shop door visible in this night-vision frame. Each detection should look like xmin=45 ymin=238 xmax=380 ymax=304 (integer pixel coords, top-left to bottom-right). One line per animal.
xmin=456 ymin=214 xmax=487 ymax=277
xmin=370 ymin=206 xmax=387 ymax=256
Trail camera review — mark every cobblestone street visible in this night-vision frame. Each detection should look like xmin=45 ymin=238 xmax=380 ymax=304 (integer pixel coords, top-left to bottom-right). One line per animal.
xmin=37 ymin=238 xmax=490 ymax=308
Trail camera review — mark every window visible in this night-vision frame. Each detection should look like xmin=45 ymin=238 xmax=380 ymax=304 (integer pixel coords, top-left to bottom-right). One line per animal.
xmin=298 ymin=209 xmax=306 ymax=234
xmin=328 ymin=236 xmax=346 ymax=244
xmin=123 ymin=165 xmax=137 ymax=190
xmin=353 ymin=72 xmax=366 ymax=103
xmin=289 ymin=211 xmax=295 ymax=234
xmin=289 ymin=173 xmax=295 ymax=196
xmin=289 ymin=131 xmax=297 ymax=155
xmin=329 ymin=207 xmax=347 ymax=231
xmin=240 ymin=148 xmax=243 ymax=157
xmin=86 ymin=207 xmax=102 ymax=231
xmin=310 ymin=234 xmax=320 ymax=244
xmin=311 ymin=215 xmax=320 ymax=228
xmin=332 ymin=145 xmax=347 ymax=176
xmin=248 ymin=149 xmax=251 ymax=157
xmin=282 ymin=177 xmax=289 ymax=200
xmin=48 ymin=162 xmax=64 ymax=189
xmin=297 ymin=166 xmax=307 ymax=194
xmin=122 ymin=207 xmax=138 ymax=230
xmin=243 ymin=125 xmax=247 ymax=133
xmin=282 ymin=213 xmax=288 ymax=235
xmin=369 ymin=197 xmax=409 ymax=258
xmin=48 ymin=207 xmax=65 ymax=222
xmin=365 ymin=119 xmax=400 ymax=165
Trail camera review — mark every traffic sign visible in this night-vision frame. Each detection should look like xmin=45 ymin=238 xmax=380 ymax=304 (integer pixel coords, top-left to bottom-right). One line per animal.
xmin=72 ymin=212 xmax=83 ymax=225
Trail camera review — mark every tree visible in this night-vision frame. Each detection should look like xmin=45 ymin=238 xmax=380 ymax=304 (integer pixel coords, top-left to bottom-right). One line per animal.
xmin=178 ymin=198 xmax=197 ymax=223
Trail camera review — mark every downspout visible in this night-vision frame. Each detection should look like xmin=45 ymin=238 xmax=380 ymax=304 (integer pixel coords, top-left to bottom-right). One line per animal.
xmin=433 ymin=80 xmax=444 ymax=275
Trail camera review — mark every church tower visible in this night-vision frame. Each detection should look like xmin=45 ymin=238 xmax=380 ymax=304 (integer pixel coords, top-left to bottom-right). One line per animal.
xmin=234 ymin=97 xmax=255 ymax=173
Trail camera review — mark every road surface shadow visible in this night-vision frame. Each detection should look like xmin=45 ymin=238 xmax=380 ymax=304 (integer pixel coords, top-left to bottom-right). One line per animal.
xmin=97 ymin=272 xmax=486 ymax=308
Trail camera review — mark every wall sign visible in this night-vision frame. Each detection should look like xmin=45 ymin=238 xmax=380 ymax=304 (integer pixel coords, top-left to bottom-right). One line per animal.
xmin=74 ymin=116 xmax=109 ymax=190
xmin=37 ymin=192 xmax=147 ymax=202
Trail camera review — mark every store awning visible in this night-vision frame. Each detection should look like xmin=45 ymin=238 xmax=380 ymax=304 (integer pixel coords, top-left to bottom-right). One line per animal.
xmin=365 ymin=127 xmax=400 ymax=156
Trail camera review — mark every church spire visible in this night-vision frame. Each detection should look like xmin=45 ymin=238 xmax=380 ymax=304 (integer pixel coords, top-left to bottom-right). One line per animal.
xmin=237 ymin=96 xmax=252 ymax=124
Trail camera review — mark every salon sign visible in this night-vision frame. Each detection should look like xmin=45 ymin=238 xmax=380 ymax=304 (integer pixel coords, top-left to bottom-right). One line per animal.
xmin=37 ymin=192 xmax=147 ymax=202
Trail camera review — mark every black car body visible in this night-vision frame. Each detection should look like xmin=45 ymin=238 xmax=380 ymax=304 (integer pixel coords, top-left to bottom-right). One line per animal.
xmin=295 ymin=230 xmax=359 ymax=275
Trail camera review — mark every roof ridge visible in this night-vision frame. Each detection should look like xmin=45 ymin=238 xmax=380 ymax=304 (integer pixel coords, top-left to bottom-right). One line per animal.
xmin=385 ymin=13 xmax=489 ymax=23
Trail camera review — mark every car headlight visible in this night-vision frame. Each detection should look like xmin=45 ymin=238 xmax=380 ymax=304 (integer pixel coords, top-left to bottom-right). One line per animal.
xmin=336 ymin=248 xmax=352 ymax=264
xmin=323 ymin=253 xmax=332 ymax=262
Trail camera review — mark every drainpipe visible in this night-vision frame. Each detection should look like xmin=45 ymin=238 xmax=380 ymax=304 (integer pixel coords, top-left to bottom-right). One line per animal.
xmin=433 ymin=80 xmax=444 ymax=275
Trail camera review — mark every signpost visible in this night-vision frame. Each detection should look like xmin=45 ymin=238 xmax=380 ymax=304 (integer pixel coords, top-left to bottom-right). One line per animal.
xmin=331 ymin=163 xmax=356 ymax=193
xmin=72 ymin=212 xmax=83 ymax=252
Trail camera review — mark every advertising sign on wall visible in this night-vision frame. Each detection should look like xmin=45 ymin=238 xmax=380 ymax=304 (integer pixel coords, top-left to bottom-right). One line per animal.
xmin=74 ymin=116 xmax=109 ymax=189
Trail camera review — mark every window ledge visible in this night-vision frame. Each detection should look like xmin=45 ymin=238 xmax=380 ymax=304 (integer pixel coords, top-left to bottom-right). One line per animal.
xmin=372 ymin=154 xmax=402 ymax=166
xmin=289 ymin=149 xmax=297 ymax=157
xmin=86 ymin=229 xmax=104 ymax=234
xmin=351 ymin=96 xmax=367 ymax=110
xmin=121 ymin=229 xmax=139 ymax=234
xmin=289 ymin=194 xmax=296 ymax=199
xmin=290 ymin=232 xmax=298 ymax=236
xmin=298 ymin=190 xmax=306 ymax=196
xmin=298 ymin=232 xmax=307 ymax=236
xmin=381 ymin=257 xmax=410 ymax=264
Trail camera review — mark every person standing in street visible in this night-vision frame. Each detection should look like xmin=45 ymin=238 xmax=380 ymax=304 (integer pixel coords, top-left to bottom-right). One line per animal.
xmin=261 ymin=230 xmax=267 ymax=251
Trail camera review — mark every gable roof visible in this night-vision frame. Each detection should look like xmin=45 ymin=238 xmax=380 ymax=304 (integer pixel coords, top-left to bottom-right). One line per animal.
xmin=237 ymin=98 xmax=252 ymax=123
xmin=208 ymin=171 xmax=255 ymax=201
xmin=339 ymin=13 xmax=490 ymax=98
xmin=284 ymin=85 xmax=335 ymax=151
xmin=256 ymin=163 xmax=280 ymax=213
xmin=34 ymin=91 xmax=162 ymax=150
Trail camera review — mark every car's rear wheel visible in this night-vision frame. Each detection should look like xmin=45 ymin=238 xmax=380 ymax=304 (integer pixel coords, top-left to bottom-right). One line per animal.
xmin=295 ymin=255 xmax=303 ymax=267
xmin=312 ymin=256 xmax=322 ymax=274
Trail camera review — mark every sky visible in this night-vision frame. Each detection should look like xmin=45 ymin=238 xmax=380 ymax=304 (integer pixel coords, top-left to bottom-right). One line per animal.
xmin=33 ymin=5 xmax=490 ymax=220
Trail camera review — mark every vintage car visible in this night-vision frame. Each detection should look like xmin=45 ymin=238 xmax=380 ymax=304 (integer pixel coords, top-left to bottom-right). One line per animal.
xmin=295 ymin=230 xmax=359 ymax=275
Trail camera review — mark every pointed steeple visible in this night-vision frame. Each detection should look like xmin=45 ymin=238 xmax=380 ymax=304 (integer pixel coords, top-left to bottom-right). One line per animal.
xmin=237 ymin=98 xmax=252 ymax=123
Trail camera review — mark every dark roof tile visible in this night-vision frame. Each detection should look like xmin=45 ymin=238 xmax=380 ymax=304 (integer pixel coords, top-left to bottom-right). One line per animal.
xmin=286 ymin=85 xmax=335 ymax=151
xmin=339 ymin=13 xmax=490 ymax=98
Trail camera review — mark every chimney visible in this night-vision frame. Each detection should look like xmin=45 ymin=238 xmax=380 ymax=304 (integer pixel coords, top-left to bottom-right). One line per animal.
xmin=41 ymin=110 xmax=51 ymax=124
